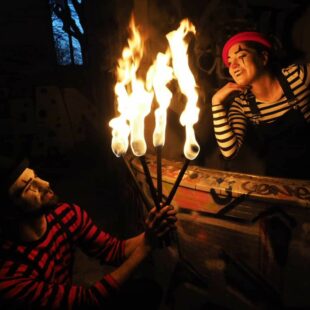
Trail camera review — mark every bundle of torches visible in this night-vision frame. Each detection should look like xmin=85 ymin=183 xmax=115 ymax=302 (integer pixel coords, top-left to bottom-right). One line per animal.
xmin=109 ymin=15 xmax=200 ymax=218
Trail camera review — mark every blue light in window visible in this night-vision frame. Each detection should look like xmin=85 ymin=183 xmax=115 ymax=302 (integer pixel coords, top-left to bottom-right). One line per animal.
xmin=50 ymin=0 xmax=84 ymax=65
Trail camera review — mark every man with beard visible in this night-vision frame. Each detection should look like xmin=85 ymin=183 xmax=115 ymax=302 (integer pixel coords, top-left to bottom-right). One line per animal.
xmin=0 ymin=156 xmax=177 ymax=309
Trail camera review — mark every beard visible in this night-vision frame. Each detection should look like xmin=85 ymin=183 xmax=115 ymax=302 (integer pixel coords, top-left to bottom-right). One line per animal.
xmin=22 ymin=194 xmax=59 ymax=219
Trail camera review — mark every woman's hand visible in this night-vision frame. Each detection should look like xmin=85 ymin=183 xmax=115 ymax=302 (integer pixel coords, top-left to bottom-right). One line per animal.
xmin=144 ymin=204 xmax=177 ymax=246
xmin=212 ymin=82 xmax=247 ymax=106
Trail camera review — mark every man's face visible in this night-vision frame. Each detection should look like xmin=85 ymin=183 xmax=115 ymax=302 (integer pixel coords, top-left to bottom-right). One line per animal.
xmin=227 ymin=42 xmax=266 ymax=86
xmin=9 ymin=168 xmax=57 ymax=217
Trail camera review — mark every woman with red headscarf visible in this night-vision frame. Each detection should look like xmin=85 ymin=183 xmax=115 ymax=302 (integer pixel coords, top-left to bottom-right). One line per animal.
xmin=211 ymin=31 xmax=310 ymax=179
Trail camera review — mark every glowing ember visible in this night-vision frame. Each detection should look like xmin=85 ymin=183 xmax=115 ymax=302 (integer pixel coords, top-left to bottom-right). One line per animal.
xmin=166 ymin=19 xmax=200 ymax=160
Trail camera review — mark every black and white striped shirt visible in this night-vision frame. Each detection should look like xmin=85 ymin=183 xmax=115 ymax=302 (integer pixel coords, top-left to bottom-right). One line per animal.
xmin=212 ymin=64 xmax=310 ymax=159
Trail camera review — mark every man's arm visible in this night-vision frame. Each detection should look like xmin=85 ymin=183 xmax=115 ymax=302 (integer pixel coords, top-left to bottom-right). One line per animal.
xmin=110 ymin=236 xmax=151 ymax=285
xmin=0 ymin=272 xmax=120 ymax=308
xmin=0 ymin=205 xmax=177 ymax=308
xmin=124 ymin=232 xmax=144 ymax=257
xmin=109 ymin=204 xmax=177 ymax=285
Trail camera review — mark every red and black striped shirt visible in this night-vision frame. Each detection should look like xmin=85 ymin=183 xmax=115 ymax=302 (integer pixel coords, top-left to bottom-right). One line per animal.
xmin=0 ymin=203 xmax=126 ymax=309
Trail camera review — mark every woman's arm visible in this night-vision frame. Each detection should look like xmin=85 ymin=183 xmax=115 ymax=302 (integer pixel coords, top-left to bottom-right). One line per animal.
xmin=212 ymin=83 xmax=248 ymax=159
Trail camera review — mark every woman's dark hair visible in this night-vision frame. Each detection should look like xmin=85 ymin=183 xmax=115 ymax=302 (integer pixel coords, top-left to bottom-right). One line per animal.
xmin=244 ymin=40 xmax=285 ymax=73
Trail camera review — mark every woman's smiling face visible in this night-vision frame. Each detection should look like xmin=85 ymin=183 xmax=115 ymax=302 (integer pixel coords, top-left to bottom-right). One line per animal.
xmin=227 ymin=42 xmax=267 ymax=86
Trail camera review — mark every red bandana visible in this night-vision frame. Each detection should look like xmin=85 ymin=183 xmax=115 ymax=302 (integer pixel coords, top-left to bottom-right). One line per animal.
xmin=222 ymin=31 xmax=272 ymax=67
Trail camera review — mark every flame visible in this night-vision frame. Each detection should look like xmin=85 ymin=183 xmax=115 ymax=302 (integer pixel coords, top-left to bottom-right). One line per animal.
xmin=109 ymin=15 xmax=153 ymax=157
xmin=110 ymin=16 xmax=201 ymax=161
xmin=166 ymin=19 xmax=200 ymax=160
xmin=146 ymin=50 xmax=173 ymax=147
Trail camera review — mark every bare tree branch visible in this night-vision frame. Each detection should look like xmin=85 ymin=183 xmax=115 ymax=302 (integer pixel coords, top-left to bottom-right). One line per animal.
xmin=52 ymin=2 xmax=84 ymax=43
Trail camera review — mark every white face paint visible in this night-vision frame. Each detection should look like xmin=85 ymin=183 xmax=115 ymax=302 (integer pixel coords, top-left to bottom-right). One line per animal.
xmin=9 ymin=168 xmax=56 ymax=214
xmin=227 ymin=42 xmax=266 ymax=86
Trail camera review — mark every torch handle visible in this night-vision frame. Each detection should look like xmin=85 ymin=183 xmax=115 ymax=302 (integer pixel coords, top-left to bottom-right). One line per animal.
xmin=122 ymin=156 xmax=153 ymax=210
xmin=156 ymin=146 xmax=163 ymax=203
xmin=140 ymin=156 xmax=161 ymax=210
xmin=158 ymin=159 xmax=190 ymax=248
xmin=164 ymin=159 xmax=190 ymax=206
